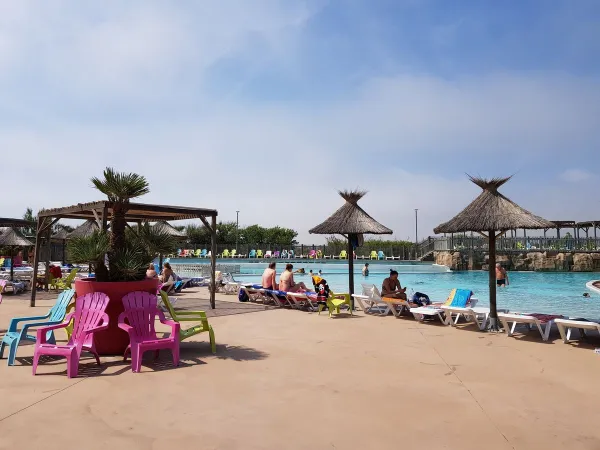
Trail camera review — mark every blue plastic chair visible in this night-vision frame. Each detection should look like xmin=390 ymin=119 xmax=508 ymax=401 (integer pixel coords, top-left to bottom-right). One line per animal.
xmin=249 ymin=249 xmax=257 ymax=258
xmin=0 ymin=289 xmax=75 ymax=366
xmin=200 ymin=249 xmax=208 ymax=258
xmin=377 ymin=251 xmax=385 ymax=260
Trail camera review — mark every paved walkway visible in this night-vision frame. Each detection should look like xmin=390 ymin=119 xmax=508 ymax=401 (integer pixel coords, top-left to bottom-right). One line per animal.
xmin=1 ymin=288 xmax=599 ymax=449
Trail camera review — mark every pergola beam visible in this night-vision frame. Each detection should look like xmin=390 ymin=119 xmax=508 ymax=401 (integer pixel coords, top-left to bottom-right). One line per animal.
xmin=30 ymin=201 xmax=218 ymax=307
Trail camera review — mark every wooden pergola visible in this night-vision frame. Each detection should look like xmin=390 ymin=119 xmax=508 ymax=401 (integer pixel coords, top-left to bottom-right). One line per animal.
xmin=30 ymin=201 xmax=218 ymax=308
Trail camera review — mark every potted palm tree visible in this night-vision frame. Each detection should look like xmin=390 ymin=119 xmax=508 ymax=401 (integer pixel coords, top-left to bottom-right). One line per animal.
xmin=68 ymin=168 xmax=178 ymax=355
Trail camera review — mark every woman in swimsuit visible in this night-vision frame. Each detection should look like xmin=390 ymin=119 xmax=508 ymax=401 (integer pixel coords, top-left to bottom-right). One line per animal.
xmin=279 ymin=263 xmax=308 ymax=293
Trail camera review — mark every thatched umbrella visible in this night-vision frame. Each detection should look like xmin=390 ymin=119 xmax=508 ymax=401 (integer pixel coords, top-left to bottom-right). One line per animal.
xmin=309 ymin=191 xmax=392 ymax=306
xmin=52 ymin=228 xmax=69 ymax=265
xmin=0 ymin=227 xmax=34 ymax=280
xmin=66 ymin=220 xmax=100 ymax=239
xmin=153 ymin=221 xmax=186 ymax=238
xmin=434 ymin=176 xmax=555 ymax=329
xmin=153 ymin=221 xmax=186 ymax=267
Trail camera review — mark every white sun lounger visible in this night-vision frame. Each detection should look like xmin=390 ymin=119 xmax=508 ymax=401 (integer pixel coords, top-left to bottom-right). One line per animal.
xmin=498 ymin=312 xmax=564 ymax=341
xmin=240 ymin=286 xmax=267 ymax=303
xmin=409 ymin=306 xmax=446 ymax=323
xmin=286 ymin=292 xmax=320 ymax=311
xmin=554 ymin=318 xmax=600 ymax=343
xmin=352 ymin=284 xmax=393 ymax=316
xmin=442 ymin=304 xmax=506 ymax=331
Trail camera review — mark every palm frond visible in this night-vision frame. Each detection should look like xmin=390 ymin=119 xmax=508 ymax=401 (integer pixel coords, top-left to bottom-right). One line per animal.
xmin=91 ymin=167 xmax=150 ymax=202
xmin=67 ymin=230 xmax=110 ymax=264
xmin=109 ymin=247 xmax=149 ymax=281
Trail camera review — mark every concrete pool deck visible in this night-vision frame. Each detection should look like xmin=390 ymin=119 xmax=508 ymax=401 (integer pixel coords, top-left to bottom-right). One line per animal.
xmin=1 ymin=288 xmax=599 ymax=449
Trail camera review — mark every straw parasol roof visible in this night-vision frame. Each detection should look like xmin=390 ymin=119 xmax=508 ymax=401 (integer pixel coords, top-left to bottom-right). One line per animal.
xmin=434 ymin=176 xmax=555 ymax=234
xmin=309 ymin=190 xmax=392 ymax=305
xmin=52 ymin=228 xmax=70 ymax=241
xmin=67 ymin=220 xmax=100 ymax=239
xmin=0 ymin=227 xmax=34 ymax=247
xmin=0 ymin=227 xmax=34 ymax=280
xmin=309 ymin=191 xmax=393 ymax=235
xmin=153 ymin=220 xmax=186 ymax=238
xmin=434 ymin=175 xmax=554 ymax=330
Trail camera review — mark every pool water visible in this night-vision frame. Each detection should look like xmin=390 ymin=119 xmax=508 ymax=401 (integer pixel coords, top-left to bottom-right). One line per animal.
xmin=235 ymin=270 xmax=600 ymax=319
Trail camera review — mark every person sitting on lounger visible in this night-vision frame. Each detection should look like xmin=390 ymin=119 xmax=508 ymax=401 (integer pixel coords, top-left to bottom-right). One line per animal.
xmin=279 ymin=263 xmax=308 ymax=293
xmin=159 ymin=262 xmax=176 ymax=292
xmin=262 ymin=262 xmax=278 ymax=290
xmin=381 ymin=270 xmax=407 ymax=300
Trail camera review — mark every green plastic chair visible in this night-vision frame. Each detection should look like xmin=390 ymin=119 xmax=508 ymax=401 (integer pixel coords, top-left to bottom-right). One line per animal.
xmin=339 ymin=250 xmax=347 ymax=259
xmin=369 ymin=251 xmax=377 ymax=260
xmin=221 ymin=249 xmax=230 ymax=258
xmin=50 ymin=268 xmax=78 ymax=290
xmin=318 ymin=290 xmax=353 ymax=318
xmin=159 ymin=291 xmax=216 ymax=353
xmin=256 ymin=250 xmax=263 ymax=258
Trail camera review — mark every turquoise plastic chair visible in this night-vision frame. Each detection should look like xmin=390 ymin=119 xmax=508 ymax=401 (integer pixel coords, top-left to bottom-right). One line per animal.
xmin=0 ymin=289 xmax=75 ymax=366
xmin=377 ymin=251 xmax=385 ymax=260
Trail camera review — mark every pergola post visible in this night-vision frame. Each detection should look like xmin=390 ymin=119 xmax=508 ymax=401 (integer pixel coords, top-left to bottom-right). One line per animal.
xmin=210 ymin=214 xmax=217 ymax=310
xmin=30 ymin=219 xmax=45 ymax=307
xmin=347 ymin=235 xmax=355 ymax=309
xmin=43 ymin=226 xmax=52 ymax=291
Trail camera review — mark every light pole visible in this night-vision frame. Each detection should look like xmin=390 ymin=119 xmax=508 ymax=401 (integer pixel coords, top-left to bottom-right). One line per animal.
xmin=236 ymin=210 xmax=240 ymax=252
xmin=415 ymin=208 xmax=419 ymax=259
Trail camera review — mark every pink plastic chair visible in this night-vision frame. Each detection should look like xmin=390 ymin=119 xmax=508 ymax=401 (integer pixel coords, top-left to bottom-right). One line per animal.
xmin=32 ymin=292 xmax=110 ymax=378
xmin=119 ymin=291 xmax=180 ymax=373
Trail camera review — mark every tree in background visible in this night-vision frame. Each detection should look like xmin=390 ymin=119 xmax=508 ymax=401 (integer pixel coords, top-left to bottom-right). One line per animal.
xmin=22 ymin=208 xmax=74 ymax=237
xmin=184 ymin=223 xmax=298 ymax=247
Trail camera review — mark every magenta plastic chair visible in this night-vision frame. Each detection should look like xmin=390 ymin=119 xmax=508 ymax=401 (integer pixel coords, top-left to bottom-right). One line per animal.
xmin=32 ymin=292 xmax=110 ymax=378
xmin=0 ymin=279 xmax=7 ymax=303
xmin=119 ymin=291 xmax=180 ymax=373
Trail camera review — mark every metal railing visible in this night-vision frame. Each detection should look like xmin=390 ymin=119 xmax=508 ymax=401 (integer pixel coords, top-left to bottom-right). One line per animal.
xmin=433 ymin=236 xmax=600 ymax=252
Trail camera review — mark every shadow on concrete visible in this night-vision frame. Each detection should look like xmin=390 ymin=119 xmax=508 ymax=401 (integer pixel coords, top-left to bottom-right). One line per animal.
xmin=213 ymin=344 xmax=269 ymax=362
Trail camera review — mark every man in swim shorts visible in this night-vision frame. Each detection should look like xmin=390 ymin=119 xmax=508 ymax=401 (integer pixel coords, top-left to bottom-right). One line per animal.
xmin=495 ymin=263 xmax=509 ymax=287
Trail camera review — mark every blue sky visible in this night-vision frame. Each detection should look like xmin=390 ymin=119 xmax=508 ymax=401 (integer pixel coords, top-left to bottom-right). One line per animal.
xmin=1 ymin=0 xmax=599 ymax=242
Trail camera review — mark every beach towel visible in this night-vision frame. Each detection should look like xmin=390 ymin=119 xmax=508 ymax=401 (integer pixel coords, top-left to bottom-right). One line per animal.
xmin=444 ymin=289 xmax=473 ymax=307
xmin=529 ymin=313 xmax=564 ymax=324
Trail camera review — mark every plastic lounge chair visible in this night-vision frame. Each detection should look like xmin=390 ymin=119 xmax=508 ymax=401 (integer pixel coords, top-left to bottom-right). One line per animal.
xmin=498 ymin=312 xmax=564 ymax=341
xmin=264 ymin=251 xmax=272 ymax=258
xmin=32 ymin=292 xmax=110 ymax=378
xmin=231 ymin=249 xmax=238 ymax=258
xmin=352 ymin=284 xmax=395 ymax=316
xmin=369 ymin=251 xmax=377 ymax=260
xmin=411 ymin=289 xmax=475 ymax=324
xmin=119 ymin=291 xmax=180 ymax=373
xmin=554 ymin=318 xmax=600 ymax=343
xmin=286 ymin=292 xmax=313 ymax=310
xmin=159 ymin=291 xmax=216 ymax=353
xmin=224 ymin=281 xmax=241 ymax=295
xmin=316 ymin=250 xmax=323 ymax=259
xmin=263 ymin=289 xmax=290 ymax=308
xmin=249 ymin=249 xmax=257 ymax=258
xmin=194 ymin=249 xmax=201 ymax=257
xmin=240 ymin=285 xmax=267 ymax=303
xmin=281 ymin=250 xmax=289 ymax=259
xmin=308 ymin=250 xmax=316 ymax=259
xmin=221 ymin=249 xmax=230 ymax=258
xmin=273 ymin=250 xmax=281 ymax=258
xmin=256 ymin=250 xmax=263 ymax=258
xmin=1 ymin=289 xmax=75 ymax=366
xmin=377 ymin=251 xmax=385 ymax=260
xmin=199 ymin=249 xmax=207 ymax=258
xmin=339 ymin=250 xmax=347 ymax=259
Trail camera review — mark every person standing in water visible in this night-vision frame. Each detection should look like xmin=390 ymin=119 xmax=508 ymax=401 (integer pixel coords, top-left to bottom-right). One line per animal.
xmin=496 ymin=263 xmax=509 ymax=287
xmin=362 ymin=263 xmax=369 ymax=276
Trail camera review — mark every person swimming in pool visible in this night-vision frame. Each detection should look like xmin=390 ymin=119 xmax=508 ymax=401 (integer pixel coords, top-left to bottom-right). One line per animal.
xmin=496 ymin=263 xmax=509 ymax=287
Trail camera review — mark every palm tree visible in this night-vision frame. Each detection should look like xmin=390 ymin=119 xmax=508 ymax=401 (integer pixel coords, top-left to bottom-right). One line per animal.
xmin=91 ymin=168 xmax=150 ymax=276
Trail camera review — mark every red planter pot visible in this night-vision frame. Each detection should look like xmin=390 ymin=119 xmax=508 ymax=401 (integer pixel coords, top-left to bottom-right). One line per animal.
xmin=74 ymin=278 xmax=159 ymax=356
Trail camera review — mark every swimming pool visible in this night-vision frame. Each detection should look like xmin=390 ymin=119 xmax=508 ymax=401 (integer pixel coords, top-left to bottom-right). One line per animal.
xmin=236 ymin=269 xmax=600 ymax=319
xmin=166 ymin=258 xmax=600 ymax=318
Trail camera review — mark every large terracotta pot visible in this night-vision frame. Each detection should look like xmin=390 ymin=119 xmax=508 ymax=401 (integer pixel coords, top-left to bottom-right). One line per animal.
xmin=74 ymin=278 xmax=159 ymax=355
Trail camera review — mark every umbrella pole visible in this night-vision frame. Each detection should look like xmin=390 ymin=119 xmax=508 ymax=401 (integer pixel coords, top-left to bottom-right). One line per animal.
xmin=488 ymin=231 xmax=499 ymax=330
xmin=348 ymin=236 xmax=354 ymax=310
xmin=10 ymin=246 xmax=14 ymax=281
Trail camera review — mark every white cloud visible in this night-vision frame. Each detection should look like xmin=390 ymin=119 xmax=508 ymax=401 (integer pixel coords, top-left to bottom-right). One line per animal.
xmin=559 ymin=169 xmax=593 ymax=183
xmin=0 ymin=2 xmax=598 ymax=243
